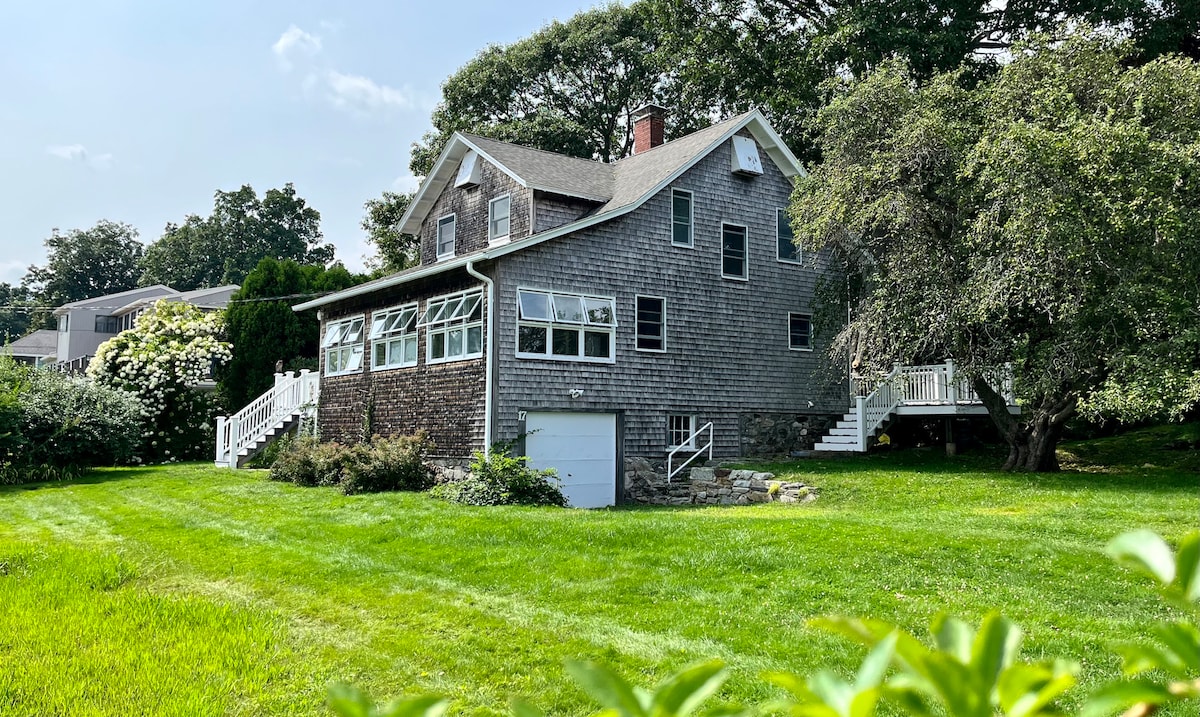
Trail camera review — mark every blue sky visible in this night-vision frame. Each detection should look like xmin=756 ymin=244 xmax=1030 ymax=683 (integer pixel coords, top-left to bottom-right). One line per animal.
xmin=0 ymin=0 xmax=604 ymax=285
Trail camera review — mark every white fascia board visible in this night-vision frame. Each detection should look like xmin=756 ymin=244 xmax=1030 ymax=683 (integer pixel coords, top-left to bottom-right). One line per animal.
xmin=292 ymin=257 xmax=476 ymax=312
xmin=743 ymin=110 xmax=807 ymax=178
xmin=459 ymin=137 xmax=530 ymax=190
xmin=526 ymin=183 xmax=611 ymax=203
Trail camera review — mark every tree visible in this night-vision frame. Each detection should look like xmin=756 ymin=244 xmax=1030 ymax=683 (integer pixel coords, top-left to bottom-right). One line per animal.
xmin=22 ymin=220 xmax=144 ymax=326
xmin=0 ymin=283 xmax=31 ymax=343
xmin=361 ymin=191 xmax=419 ymax=273
xmin=140 ymin=183 xmax=335 ymax=290
xmin=409 ymin=2 xmax=703 ymax=177
xmin=791 ymin=32 xmax=1200 ymax=471
xmin=220 ymin=258 xmax=361 ymax=411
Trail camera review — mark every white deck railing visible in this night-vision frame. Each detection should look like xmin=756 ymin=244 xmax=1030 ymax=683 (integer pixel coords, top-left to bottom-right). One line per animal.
xmin=215 ymin=370 xmax=319 ymax=468
xmin=667 ymin=422 xmax=714 ymax=481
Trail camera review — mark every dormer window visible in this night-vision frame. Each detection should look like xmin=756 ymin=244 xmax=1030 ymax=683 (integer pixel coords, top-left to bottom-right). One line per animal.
xmin=489 ymin=195 xmax=511 ymax=243
xmin=436 ymin=215 xmax=456 ymax=260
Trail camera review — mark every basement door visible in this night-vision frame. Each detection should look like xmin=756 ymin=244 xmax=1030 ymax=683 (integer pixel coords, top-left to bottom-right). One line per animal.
xmin=524 ymin=412 xmax=618 ymax=508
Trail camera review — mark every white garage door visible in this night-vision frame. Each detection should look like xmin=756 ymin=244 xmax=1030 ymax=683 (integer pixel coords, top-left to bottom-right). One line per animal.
xmin=525 ymin=412 xmax=617 ymax=508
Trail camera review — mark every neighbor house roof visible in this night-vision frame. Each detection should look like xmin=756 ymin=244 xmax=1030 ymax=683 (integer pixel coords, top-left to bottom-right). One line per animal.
xmin=54 ymin=284 xmax=177 ymax=315
xmin=113 ymin=284 xmax=240 ymax=316
xmin=296 ymin=109 xmax=804 ymax=313
xmin=4 ymin=329 xmax=58 ymax=357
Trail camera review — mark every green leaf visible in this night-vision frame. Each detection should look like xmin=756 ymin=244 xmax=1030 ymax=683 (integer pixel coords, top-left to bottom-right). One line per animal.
xmin=765 ymin=671 xmax=809 ymax=699
xmin=510 ymin=697 xmax=546 ymax=717
xmin=807 ymin=670 xmax=855 ymax=715
xmin=565 ymin=660 xmax=648 ymax=717
xmin=919 ymin=653 xmax=986 ymax=717
xmin=970 ymin=612 xmax=1022 ymax=694
xmin=998 ymin=660 xmax=1078 ymax=717
xmin=1174 ymin=532 xmax=1200 ymax=602
xmin=1149 ymin=622 xmax=1200 ymax=675
xmin=1107 ymin=530 xmax=1176 ymax=585
xmin=651 ymin=660 xmax=727 ymax=717
xmin=327 ymin=683 xmax=374 ymax=717
xmin=855 ymin=633 xmax=897 ymax=692
xmin=376 ymin=695 xmax=449 ymax=717
xmin=1080 ymin=679 xmax=1173 ymax=717
xmin=932 ymin=615 xmax=974 ymax=664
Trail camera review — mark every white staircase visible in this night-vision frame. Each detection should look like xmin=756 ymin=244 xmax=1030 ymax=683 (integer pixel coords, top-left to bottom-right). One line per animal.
xmin=215 ymin=370 xmax=319 ymax=468
xmin=815 ymin=411 xmax=869 ymax=452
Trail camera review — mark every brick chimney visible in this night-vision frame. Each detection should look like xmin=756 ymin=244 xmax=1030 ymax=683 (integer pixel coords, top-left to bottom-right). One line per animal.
xmin=632 ymin=104 xmax=667 ymax=155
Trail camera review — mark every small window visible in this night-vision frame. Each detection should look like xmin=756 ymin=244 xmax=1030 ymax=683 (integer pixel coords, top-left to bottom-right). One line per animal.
xmin=95 ymin=315 xmax=120 ymax=334
xmin=777 ymin=209 xmax=801 ymax=264
xmin=422 ymin=290 xmax=484 ymax=364
xmin=635 ymin=296 xmax=665 ymax=352
xmin=370 ymin=304 xmax=419 ymax=370
xmin=721 ymin=224 xmax=748 ymax=279
xmin=516 ymin=289 xmax=616 ymax=362
xmin=324 ymin=316 xmax=365 ymax=376
xmin=671 ymin=189 xmax=693 ymax=247
xmin=489 ymin=196 xmax=511 ymax=242
xmin=789 ymin=313 xmax=812 ymax=351
xmin=436 ymin=215 xmax=456 ymax=259
xmin=58 ymin=315 xmax=69 ymax=333
xmin=668 ymin=415 xmax=696 ymax=449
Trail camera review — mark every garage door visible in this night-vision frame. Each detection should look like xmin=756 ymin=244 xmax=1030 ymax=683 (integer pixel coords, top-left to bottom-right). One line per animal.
xmin=525 ymin=412 xmax=617 ymax=508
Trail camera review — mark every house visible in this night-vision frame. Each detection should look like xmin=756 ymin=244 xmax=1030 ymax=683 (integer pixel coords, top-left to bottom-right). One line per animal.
xmin=281 ymin=106 xmax=849 ymax=506
xmin=3 ymin=329 xmax=58 ymax=367
xmin=53 ymin=284 xmax=239 ymax=372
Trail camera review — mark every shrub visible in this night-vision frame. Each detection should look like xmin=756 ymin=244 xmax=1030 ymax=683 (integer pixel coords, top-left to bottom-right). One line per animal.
xmin=268 ymin=435 xmax=352 ymax=487
xmin=431 ymin=446 xmax=566 ymax=507
xmin=339 ymin=433 xmax=433 ymax=495
xmin=17 ymin=370 xmax=143 ymax=468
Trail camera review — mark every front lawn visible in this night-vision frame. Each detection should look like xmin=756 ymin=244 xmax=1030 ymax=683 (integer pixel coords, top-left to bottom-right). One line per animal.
xmin=0 ymin=426 xmax=1196 ymax=716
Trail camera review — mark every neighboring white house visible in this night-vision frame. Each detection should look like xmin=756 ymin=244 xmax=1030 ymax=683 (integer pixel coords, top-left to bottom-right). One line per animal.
xmin=3 ymin=329 xmax=59 ymax=367
xmin=53 ymin=284 xmax=239 ymax=370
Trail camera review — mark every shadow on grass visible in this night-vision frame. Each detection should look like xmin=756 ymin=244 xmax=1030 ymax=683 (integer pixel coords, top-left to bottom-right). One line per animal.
xmin=0 ymin=464 xmax=202 ymax=494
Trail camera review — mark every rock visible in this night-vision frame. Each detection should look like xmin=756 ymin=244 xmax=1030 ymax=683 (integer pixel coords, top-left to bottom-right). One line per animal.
xmin=746 ymin=491 xmax=770 ymax=503
xmin=732 ymin=479 xmax=751 ymax=489
xmin=735 ymin=494 xmax=751 ymax=504
xmin=732 ymin=486 xmax=750 ymax=494
xmin=752 ymin=471 xmax=774 ymax=482
xmin=714 ymin=468 xmax=732 ymax=478
xmin=690 ymin=467 xmax=715 ymax=482
xmin=730 ymin=469 xmax=756 ymax=481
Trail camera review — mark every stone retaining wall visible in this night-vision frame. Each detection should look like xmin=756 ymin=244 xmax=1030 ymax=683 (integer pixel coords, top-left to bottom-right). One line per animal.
xmin=624 ymin=457 xmax=816 ymax=506
xmin=739 ymin=412 xmax=837 ymax=456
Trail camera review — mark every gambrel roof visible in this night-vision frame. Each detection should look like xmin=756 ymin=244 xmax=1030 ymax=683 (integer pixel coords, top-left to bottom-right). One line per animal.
xmin=296 ymin=109 xmax=803 ymax=312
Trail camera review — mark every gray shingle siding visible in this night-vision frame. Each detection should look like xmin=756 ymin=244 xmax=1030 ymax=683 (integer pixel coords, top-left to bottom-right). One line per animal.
xmin=533 ymin=192 xmax=600 ymax=233
xmin=492 ymin=136 xmax=843 ymax=458
xmin=419 ymin=161 xmax=529 ymax=265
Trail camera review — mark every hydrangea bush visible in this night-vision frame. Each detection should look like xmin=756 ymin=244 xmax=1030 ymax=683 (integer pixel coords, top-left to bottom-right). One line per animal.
xmin=88 ymin=301 xmax=232 ymax=463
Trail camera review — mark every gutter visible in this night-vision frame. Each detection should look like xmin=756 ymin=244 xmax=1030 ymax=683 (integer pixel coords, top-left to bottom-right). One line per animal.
xmin=465 ymin=260 xmax=495 ymax=457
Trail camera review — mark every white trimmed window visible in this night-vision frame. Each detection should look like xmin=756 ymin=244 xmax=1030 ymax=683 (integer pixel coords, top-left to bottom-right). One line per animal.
xmin=635 ymin=295 xmax=666 ymax=352
xmin=489 ymin=195 xmax=511 ymax=242
xmin=323 ymin=316 xmax=365 ymax=376
xmin=789 ymin=312 xmax=813 ymax=350
xmin=436 ymin=214 xmax=456 ymax=259
xmin=423 ymin=290 xmax=483 ymax=364
xmin=721 ymin=223 xmax=748 ymax=279
xmin=778 ymin=208 xmax=801 ymax=263
xmin=517 ymin=289 xmax=616 ymax=362
xmin=668 ymin=415 xmax=696 ymax=449
xmin=369 ymin=303 xmax=419 ymax=370
xmin=671 ymin=189 xmax=693 ymax=247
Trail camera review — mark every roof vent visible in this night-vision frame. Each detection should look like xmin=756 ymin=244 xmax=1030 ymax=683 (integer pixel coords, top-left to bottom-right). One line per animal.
xmin=731 ymin=136 xmax=763 ymax=176
xmin=455 ymin=150 xmax=482 ymax=187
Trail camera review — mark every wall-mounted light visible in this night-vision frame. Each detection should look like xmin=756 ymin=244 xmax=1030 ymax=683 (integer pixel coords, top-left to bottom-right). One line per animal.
xmin=569 ymin=388 xmax=584 ymax=399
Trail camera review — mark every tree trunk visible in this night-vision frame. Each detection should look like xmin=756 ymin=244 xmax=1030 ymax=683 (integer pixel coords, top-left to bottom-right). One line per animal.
xmin=973 ymin=377 xmax=1076 ymax=472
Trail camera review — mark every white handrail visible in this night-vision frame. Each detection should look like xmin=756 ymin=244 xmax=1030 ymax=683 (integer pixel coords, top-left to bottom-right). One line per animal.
xmin=667 ymin=422 xmax=714 ymax=481
xmin=855 ymin=363 xmax=905 ymax=450
xmin=215 ymin=370 xmax=319 ymax=468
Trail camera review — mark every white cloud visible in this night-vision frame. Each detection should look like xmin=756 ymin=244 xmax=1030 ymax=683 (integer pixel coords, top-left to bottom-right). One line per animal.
xmin=323 ymin=70 xmax=414 ymax=113
xmin=391 ymin=173 xmax=419 ymax=193
xmin=272 ymin=25 xmax=322 ymax=71
xmin=46 ymin=144 xmax=114 ymax=170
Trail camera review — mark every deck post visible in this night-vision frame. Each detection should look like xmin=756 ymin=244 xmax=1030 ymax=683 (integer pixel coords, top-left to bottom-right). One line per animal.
xmin=945 ymin=358 xmax=958 ymax=405
xmin=945 ymin=417 xmax=956 ymax=456
xmin=855 ymin=395 xmax=868 ymax=451
xmin=227 ymin=416 xmax=241 ymax=469
xmin=215 ymin=416 xmax=227 ymax=464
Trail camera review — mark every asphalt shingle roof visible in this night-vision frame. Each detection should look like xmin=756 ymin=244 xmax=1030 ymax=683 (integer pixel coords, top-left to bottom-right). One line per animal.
xmin=462 ymin=134 xmax=614 ymax=201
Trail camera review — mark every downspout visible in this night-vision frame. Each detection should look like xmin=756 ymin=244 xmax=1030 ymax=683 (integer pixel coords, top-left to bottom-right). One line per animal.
xmin=466 ymin=260 xmax=494 ymax=457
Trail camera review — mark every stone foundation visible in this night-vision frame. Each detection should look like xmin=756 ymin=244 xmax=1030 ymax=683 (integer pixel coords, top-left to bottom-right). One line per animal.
xmin=624 ymin=457 xmax=816 ymax=506
xmin=739 ymin=413 xmax=836 ymax=456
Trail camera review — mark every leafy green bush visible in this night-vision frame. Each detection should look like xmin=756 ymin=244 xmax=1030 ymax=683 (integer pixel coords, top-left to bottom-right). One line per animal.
xmin=268 ymin=435 xmax=352 ymax=487
xmin=430 ymin=447 xmax=566 ymax=507
xmin=17 ymin=369 xmax=143 ymax=468
xmin=340 ymin=433 xmax=433 ymax=495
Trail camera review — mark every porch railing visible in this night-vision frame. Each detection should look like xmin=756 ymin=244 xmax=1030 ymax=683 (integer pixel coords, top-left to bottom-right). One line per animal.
xmin=215 ymin=370 xmax=319 ymax=468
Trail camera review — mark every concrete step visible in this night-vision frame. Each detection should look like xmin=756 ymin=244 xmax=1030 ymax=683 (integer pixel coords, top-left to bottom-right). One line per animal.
xmin=836 ymin=420 xmax=858 ymax=429
xmin=828 ymin=427 xmax=858 ymax=436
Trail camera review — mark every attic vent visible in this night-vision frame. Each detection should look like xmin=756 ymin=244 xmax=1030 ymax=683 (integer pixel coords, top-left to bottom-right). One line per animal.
xmin=730 ymin=136 xmax=764 ymax=176
xmin=455 ymin=150 xmax=482 ymax=187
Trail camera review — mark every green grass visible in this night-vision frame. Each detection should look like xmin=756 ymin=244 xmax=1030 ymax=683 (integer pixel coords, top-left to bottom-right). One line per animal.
xmin=0 ymin=425 xmax=1197 ymax=716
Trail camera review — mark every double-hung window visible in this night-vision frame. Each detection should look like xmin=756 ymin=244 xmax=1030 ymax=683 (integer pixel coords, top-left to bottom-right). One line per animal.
xmin=721 ymin=223 xmax=748 ymax=279
xmin=667 ymin=415 xmax=696 ymax=449
xmin=370 ymin=304 xmax=418 ymax=370
xmin=789 ymin=312 xmax=813 ymax=350
xmin=517 ymin=289 xmax=615 ymax=362
xmin=436 ymin=215 xmax=456 ymax=259
xmin=489 ymin=196 xmax=511 ymax=242
xmin=777 ymin=208 xmax=801 ymax=263
xmin=423 ymin=290 xmax=483 ymax=363
xmin=323 ymin=316 xmax=365 ymax=376
xmin=635 ymin=296 xmax=666 ymax=352
xmin=671 ymin=189 xmax=693 ymax=247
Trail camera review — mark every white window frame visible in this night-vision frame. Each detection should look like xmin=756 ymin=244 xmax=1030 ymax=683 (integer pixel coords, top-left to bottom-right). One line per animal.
xmin=777 ymin=208 xmax=802 ymax=264
xmin=422 ymin=289 xmax=484 ymax=365
xmin=369 ymin=302 xmax=419 ymax=371
xmin=721 ymin=222 xmax=749 ymax=280
xmin=671 ymin=189 xmax=693 ymax=248
xmin=667 ymin=414 xmax=697 ymax=449
xmin=58 ymin=315 xmax=69 ymax=333
xmin=489 ymin=195 xmax=511 ymax=244
xmin=436 ymin=214 xmax=456 ymax=260
xmin=635 ymin=295 xmax=666 ymax=353
xmin=323 ymin=315 xmax=365 ymax=376
xmin=516 ymin=288 xmax=616 ymax=363
xmin=789 ymin=312 xmax=813 ymax=351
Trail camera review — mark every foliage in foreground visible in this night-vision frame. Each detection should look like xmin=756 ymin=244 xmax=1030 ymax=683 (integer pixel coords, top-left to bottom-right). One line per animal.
xmin=268 ymin=433 xmax=433 ymax=495
xmin=430 ymin=446 xmax=566 ymax=507
xmin=330 ymin=530 xmax=1200 ymax=717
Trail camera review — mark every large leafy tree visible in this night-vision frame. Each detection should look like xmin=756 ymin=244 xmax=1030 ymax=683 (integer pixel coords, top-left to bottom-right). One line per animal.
xmin=361 ymin=191 xmax=418 ymax=274
xmin=409 ymin=2 xmax=703 ymax=177
xmin=22 ymin=220 xmax=144 ymax=322
xmin=219 ymin=258 xmax=360 ymax=411
xmin=140 ymin=183 xmax=334 ymax=290
xmin=0 ymin=283 xmax=31 ymax=342
xmin=792 ymin=32 xmax=1200 ymax=471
